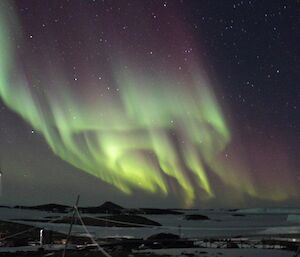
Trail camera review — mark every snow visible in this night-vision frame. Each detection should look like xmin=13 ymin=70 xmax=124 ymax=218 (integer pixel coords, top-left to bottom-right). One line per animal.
xmin=1 ymin=207 xmax=300 ymax=239
xmin=236 ymin=208 xmax=300 ymax=214
xmin=288 ymin=215 xmax=300 ymax=223
xmin=259 ymin=225 xmax=300 ymax=235
xmin=134 ymin=248 xmax=295 ymax=257
xmin=0 ymin=244 xmax=76 ymax=252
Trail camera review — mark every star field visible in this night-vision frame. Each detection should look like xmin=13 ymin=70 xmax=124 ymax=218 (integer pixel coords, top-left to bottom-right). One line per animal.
xmin=0 ymin=0 xmax=299 ymax=208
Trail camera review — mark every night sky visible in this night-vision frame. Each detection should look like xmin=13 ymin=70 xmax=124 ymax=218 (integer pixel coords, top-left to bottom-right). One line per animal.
xmin=0 ymin=0 xmax=299 ymax=208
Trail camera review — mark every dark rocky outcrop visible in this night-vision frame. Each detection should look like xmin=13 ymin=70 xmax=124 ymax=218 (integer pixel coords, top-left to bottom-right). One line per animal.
xmin=184 ymin=214 xmax=209 ymax=220
xmin=79 ymin=201 xmax=124 ymax=214
xmin=147 ymin=233 xmax=180 ymax=240
xmin=15 ymin=204 xmax=71 ymax=213
xmin=140 ymin=208 xmax=183 ymax=215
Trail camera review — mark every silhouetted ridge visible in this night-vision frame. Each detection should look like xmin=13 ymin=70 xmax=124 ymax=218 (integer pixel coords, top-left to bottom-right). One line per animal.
xmin=79 ymin=201 xmax=124 ymax=214
xmin=98 ymin=201 xmax=123 ymax=210
xmin=15 ymin=203 xmax=71 ymax=213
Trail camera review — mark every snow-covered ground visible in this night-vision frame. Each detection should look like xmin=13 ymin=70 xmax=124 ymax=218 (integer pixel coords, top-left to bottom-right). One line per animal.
xmin=288 ymin=214 xmax=300 ymax=223
xmin=236 ymin=208 xmax=300 ymax=214
xmin=134 ymin=248 xmax=295 ymax=257
xmin=1 ymin=207 xmax=300 ymax=239
xmin=0 ymin=244 xmax=76 ymax=253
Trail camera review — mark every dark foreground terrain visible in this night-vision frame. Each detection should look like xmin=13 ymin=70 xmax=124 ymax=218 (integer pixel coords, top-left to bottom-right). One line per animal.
xmin=1 ymin=204 xmax=300 ymax=257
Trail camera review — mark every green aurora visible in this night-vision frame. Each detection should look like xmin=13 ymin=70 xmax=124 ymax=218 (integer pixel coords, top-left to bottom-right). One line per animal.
xmin=0 ymin=2 xmax=295 ymax=206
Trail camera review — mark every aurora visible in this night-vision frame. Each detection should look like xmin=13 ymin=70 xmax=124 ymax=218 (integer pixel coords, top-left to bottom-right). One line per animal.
xmin=0 ymin=1 xmax=297 ymax=207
